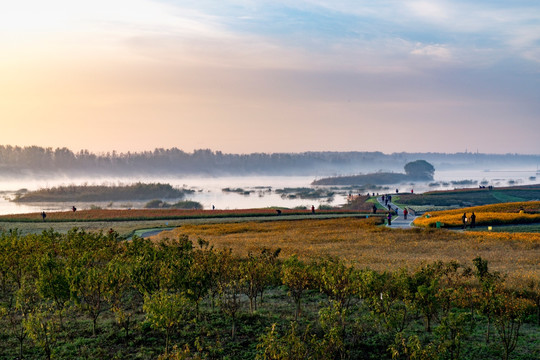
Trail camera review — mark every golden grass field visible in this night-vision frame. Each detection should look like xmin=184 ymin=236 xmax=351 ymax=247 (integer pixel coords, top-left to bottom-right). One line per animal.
xmin=151 ymin=217 xmax=540 ymax=286
xmin=413 ymin=201 xmax=540 ymax=228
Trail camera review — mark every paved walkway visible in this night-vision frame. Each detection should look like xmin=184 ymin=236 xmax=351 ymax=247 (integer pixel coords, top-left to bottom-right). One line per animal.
xmin=377 ymin=197 xmax=417 ymax=229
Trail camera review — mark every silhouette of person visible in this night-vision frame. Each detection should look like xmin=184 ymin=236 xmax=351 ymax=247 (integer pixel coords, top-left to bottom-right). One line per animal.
xmin=462 ymin=213 xmax=467 ymax=229
xmin=72 ymin=206 xmax=77 ymax=212
xmin=387 ymin=212 xmax=392 ymax=226
xmin=403 ymin=208 xmax=408 ymax=220
xmin=41 ymin=211 xmax=46 ymax=221
xmin=372 ymin=204 xmax=377 ymax=214
xmin=311 ymin=205 xmax=315 ymax=214
xmin=470 ymin=212 xmax=476 ymax=228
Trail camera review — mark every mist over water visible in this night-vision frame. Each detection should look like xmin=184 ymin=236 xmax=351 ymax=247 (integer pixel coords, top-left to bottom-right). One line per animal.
xmin=0 ymin=167 xmax=538 ymax=215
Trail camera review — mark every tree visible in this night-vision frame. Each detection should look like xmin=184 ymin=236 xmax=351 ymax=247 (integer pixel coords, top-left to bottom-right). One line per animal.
xmin=143 ymin=290 xmax=194 ymax=355
xmin=359 ymin=269 xmax=414 ymax=334
xmin=216 ymin=250 xmax=243 ymax=339
xmin=281 ymin=256 xmax=314 ymax=321
xmin=315 ymin=258 xmax=357 ymax=310
xmin=24 ymin=305 xmax=60 ymax=360
xmin=389 ymin=332 xmax=438 ymax=360
xmin=36 ymin=253 xmax=70 ymax=327
xmin=184 ymin=238 xmax=217 ymax=318
xmin=240 ymin=249 xmax=280 ymax=313
xmin=104 ymin=258 xmax=141 ymax=341
xmin=316 ymin=301 xmax=348 ymax=360
xmin=256 ymin=322 xmax=312 ymax=360
xmin=404 ymin=160 xmax=435 ymax=180
xmin=473 ymin=256 xmax=502 ymax=343
xmin=68 ymin=254 xmax=110 ymax=336
xmin=492 ymin=293 xmax=532 ymax=360
xmin=434 ymin=312 xmax=471 ymax=360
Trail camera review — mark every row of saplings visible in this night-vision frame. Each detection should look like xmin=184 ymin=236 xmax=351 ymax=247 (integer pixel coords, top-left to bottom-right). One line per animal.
xmin=0 ymin=229 xmax=538 ymax=360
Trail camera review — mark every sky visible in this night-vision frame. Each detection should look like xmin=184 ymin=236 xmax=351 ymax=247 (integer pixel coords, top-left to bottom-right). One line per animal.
xmin=0 ymin=0 xmax=539 ymax=155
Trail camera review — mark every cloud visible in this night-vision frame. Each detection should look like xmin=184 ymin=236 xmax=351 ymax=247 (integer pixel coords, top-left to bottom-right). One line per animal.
xmin=406 ymin=1 xmax=450 ymax=21
xmin=1 ymin=0 xmax=539 ymax=154
xmin=411 ymin=44 xmax=453 ymax=61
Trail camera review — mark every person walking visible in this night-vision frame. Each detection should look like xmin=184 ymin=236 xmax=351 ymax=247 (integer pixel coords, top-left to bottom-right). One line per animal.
xmin=462 ymin=213 xmax=467 ymax=229
xmin=387 ymin=212 xmax=392 ymax=226
xmin=403 ymin=208 xmax=408 ymax=220
xmin=372 ymin=203 xmax=377 ymax=214
xmin=470 ymin=212 xmax=476 ymax=228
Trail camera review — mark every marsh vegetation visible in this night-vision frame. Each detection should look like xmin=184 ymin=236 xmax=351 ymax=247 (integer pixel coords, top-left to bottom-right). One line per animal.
xmin=12 ymin=183 xmax=190 ymax=203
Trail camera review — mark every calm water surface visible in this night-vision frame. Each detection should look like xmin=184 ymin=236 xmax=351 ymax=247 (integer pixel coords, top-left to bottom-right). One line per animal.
xmin=0 ymin=169 xmax=537 ymax=215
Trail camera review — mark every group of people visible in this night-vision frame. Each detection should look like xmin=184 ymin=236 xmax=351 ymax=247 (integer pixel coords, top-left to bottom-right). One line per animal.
xmin=461 ymin=212 xmax=476 ymax=229
xmin=381 ymin=194 xmax=392 ymax=206
xmin=40 ymin=205 xmax=77 ymax=221
xmin=382 ymin=194 xmax=409 ymax=226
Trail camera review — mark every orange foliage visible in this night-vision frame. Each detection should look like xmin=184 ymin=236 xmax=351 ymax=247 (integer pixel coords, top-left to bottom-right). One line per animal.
xmin=413 ymin=201 xmax=540 ymax=228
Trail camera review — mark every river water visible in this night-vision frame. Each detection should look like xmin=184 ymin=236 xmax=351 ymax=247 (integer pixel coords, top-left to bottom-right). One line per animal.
xmin=0 ymin=169 xmax=537 ymax=215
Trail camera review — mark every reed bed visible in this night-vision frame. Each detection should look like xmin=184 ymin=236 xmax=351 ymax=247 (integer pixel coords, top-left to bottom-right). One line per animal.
xmin=151 ymin=217 xmax=540 ymax=285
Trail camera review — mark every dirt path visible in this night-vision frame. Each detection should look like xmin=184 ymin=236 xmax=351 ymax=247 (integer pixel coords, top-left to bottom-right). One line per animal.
xmin=377 ymin=196 xmax=417 ymax=228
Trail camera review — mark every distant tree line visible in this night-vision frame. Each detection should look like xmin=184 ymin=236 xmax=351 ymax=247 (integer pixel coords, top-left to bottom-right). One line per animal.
xmin=0 ymin=145 xmax=538 ymax=177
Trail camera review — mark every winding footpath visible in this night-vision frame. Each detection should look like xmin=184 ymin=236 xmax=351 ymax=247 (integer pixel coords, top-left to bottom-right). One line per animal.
xmin=377 ymin=196 xmax=417 ymax=229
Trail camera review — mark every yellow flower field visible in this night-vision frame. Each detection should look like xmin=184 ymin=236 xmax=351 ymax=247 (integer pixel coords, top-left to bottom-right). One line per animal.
xmin=412 ymin=201 xmax=540 ymax=228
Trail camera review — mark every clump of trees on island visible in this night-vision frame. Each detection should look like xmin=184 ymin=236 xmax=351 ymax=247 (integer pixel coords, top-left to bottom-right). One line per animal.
xmin=12 ymin=183 xmax=191 ymax=203
xmin=0 ymin=230 xmax=537 ymax=359
xmin=144 ymin=199 xmax=203 ymax=210
xmin=312 ymin=160 xmax=435 ymax=186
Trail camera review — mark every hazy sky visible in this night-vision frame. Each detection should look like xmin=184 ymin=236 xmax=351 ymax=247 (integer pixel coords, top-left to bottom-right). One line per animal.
xmin=1 ymin=0 xmax=539 ymax=154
